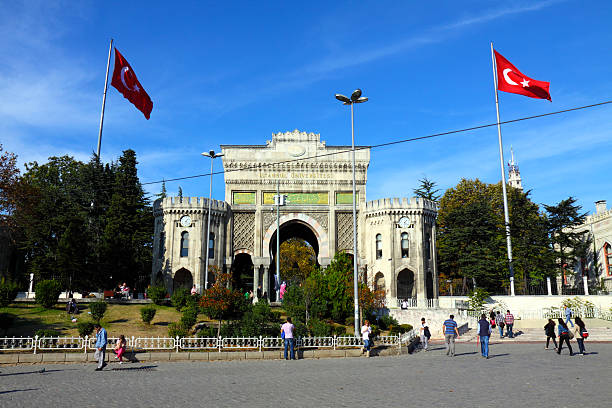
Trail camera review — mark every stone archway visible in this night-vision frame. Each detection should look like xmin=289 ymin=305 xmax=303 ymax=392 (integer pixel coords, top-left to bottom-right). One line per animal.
xmin=397 ymin=269 xmax=415 ymax=299
xmin=173 ymin=268 xmax=193 ymax=292
xmin=374 ymin=272 xmax=386 ymax=293
xmin=262 ymin=213 xmax=329 ymax=264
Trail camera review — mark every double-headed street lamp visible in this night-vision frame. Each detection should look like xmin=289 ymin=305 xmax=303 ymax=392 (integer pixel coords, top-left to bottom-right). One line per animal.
xmin=201 ymin=149 xmax=224 ymax=290
xmin=335 ymin=89 xmax=368 ymax=338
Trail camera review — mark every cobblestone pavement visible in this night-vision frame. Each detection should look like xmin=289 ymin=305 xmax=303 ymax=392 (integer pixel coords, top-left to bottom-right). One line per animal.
xmin=1 ymin=343 xmax=610 ymax=407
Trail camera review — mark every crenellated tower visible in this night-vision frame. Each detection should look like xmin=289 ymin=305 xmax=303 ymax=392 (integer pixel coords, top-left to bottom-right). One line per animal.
xmin=508 ymin=147 xmax=523 ymax=191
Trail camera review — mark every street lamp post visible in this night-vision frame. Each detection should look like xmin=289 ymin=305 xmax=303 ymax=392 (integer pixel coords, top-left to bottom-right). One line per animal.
xmin=335 ymin=89 xmax=368 ymax=338
xmin=201 ymin=149 xmax=224 ymax=291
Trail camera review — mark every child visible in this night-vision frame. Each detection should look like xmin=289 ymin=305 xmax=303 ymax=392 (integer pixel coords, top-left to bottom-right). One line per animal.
xmin=114 ymin=335 xmax=127 ymax=364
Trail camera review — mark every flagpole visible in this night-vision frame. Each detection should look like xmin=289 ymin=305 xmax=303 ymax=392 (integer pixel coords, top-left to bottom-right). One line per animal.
xmin=490 ymin=42 xmax=515 ymax=297
xmin=97 ymin=38 xmax=113 ymax=158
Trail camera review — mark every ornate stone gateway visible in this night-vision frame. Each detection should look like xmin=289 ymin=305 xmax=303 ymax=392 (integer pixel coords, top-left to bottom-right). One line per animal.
xmin=221 ymin=130 xmax=370 ymax=299
xmin=152 ymin=129 xmax=438 ymax=306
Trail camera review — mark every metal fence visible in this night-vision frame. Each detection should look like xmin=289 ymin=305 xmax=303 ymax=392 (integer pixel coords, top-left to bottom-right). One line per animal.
xmin=0 ymin=333 xmax=422 ymax=354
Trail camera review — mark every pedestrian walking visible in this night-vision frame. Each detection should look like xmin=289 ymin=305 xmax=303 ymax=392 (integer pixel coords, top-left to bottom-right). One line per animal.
xmin=495 ymin=311 xmax=505 ymax=338
xmin=443 ymin=314 xmax=459 ymax=357
xmin=93 ymin=324 xmax=107 ymax=371
xmin=281 ymin=317 xmax=296 ymax=360
xmin=564 ymin=306 xmax=574 ymax=328
xmin=544 ymin=319 xmax=558 ymax=350
xmin=504 ymin=310 xmax=515 ymax=338
xmin=489 ymin=310 xmax=496 ymax=332
xmin=279 ymin=281 xmax=287 ymax=302
xmin=556 ymin=318 xmax=573 ymax=356
xmin=573 ymin=317 xmax=588 ymax=355
xmin=361 ymin=320 xmax=372 ymax=357
xmin=477 ymin=313 xmax=492 ymax=358
xmin=419 ymin=317 xmax=431 ymax=351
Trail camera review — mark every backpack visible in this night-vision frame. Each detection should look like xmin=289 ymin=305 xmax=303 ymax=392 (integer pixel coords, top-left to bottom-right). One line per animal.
xmin=424 ymin=326 xmax=431 ymax=339
xmin=580 ymin=328 xmax=589 ymax=339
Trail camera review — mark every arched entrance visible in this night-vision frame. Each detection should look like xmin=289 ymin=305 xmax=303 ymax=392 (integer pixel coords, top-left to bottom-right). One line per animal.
xmin=266 ymin=218 xmax=322 ymax=301
xmin=374 ymin=272 xmax=386 ymax=293
xmin=232 ymin=253 xmax=254 ymax=293
xmin=397 ymin=269 xmax=415 ymax=299
xmin=173 ymin=268 xmax=193 ymax=292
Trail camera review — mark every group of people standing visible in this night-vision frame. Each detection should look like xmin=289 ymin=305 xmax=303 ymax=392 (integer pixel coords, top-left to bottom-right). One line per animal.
xmin=544 ymin=314 xmax=589 ymax=356
xmin=92 ymin=324 xmax=128 ymax=371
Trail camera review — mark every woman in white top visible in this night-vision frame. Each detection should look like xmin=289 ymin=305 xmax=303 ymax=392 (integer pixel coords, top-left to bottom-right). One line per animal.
xmin=361 ymin=320 xmax=372 ymax=358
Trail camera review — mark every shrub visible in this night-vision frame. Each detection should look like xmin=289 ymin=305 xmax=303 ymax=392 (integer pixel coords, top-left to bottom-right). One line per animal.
xmin=35 ymin=329 xmax=60 ymax=337
xmin=0 ymin=313 xmax=15 ymax=335
xmin=140 ymin=306 xmax=157 ymax=324
xmin=0 ymin=280 xmax=19 ymax=307
xmin=195 ymin=325 xmax=217 ymax=338
xmin=369 ymin=324 xmax=381 ymax=338
xmin=468 ymin=288 xmax=490 ymax=312
xmin=89 ymin=301 xmax=107 ymax=323
xmin=147 ymin=285 xmax=167 ymax=306
xmin=389 ymin=323 xmax=413 ymax=335
xmin=186 ymin=293 xmax=201 ymax=310
xmin=35 ymin=280 xmax=62 ymax=309
xmin=377 ymin=315 xmax=399 ymax=331
xmin=307 ymin=318 xmax=332 ymax=337
xmin=344 ymin=316 xmax=355 ymax=327
xmin=333 ymin=325 xmax=347 ymax=336
xmin=77 ymin=321 xmax=95 ymax=337
xmin=171 ymin=287 xmax=190 ymax=311
xmin=168 ymin=322 xmax=188 ymax=338
xmin=180 ymin=307 xmax=198 ymax=329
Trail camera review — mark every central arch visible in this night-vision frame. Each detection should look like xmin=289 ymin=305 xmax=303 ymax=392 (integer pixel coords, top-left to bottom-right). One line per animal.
xmin=262 ymin=213 xmax=329 ymax=264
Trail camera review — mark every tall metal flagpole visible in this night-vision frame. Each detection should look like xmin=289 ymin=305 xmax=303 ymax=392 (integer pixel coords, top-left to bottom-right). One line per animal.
xmin=97 ymin=38 xmax=113 ymax=158
xmin=490 ymin=42 xmax=515 ymax=296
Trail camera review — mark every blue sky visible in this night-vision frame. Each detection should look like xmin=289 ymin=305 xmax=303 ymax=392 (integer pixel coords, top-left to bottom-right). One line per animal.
xmin=2 ymin=0 xmax=611 ymax=214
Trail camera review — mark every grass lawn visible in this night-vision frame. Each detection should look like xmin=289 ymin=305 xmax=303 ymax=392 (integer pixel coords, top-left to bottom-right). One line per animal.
xmin=0 ymin=303 xmax=209 ymax=338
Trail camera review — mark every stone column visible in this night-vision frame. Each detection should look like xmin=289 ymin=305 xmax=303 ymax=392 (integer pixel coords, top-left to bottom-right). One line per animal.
xmin=262 ymin=265 xmax=269 ymax=301
xmin=253 ymin=264 xmax=260 ymax=301
xmin=546 ymin=276 xmax=552 ymax=296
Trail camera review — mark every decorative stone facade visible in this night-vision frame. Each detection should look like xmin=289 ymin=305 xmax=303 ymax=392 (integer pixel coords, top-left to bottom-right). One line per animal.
xmin=152 ymin=130 xmax=438 ymax=303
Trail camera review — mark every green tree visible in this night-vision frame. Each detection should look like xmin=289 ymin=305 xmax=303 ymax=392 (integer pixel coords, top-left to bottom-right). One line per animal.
xmin=544 ymin=197 xmax=588 ymax=285
xmin=101 ymin=150 xmax=153 ymax=292
xmin=156 ymin=180 xmax=167 ymax=199
xmin=413 ymin=176 xmax=441 ymax=203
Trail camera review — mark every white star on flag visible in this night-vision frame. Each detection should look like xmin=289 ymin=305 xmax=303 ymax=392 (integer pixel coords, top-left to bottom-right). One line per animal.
xmin=520 ymin=79 xmax=530 ymax=87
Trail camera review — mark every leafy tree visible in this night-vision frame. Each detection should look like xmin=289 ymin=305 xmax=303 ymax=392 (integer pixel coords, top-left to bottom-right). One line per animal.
xmin=147 ymin=285 xmax=167 ymax=305
xmin=156 ymin=180 xmax=167 ymax=200
xmin=413 ymin=176 xmax=441 ymax=203
xmin=0 ymin=144 xmax=20 ymax=227
xmin=279 ymin=238 xmax=316 ymax=283
xmin=200 ymin=271 xmax=247 ymax=337
xmin=544 ymin=197 xmax=588 ymax=284
xmin=177 ymin=186 xmax=183 ymax=199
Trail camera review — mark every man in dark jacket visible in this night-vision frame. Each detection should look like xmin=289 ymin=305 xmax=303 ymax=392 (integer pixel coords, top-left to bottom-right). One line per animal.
xmin=477 ymin=314 xmax=492 ymax=358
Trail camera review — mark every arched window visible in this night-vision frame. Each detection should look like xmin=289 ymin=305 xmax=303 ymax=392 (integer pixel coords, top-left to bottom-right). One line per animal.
xmin=424 ymin=233 xmax=431 ymax=260
xmin=401 ymin=232 xmax=409 ymax=258
xmin=180 ymin=231 xmax=189 ymax=257
xmin=208 ymin=232 xmax=215 ymax=259
xmin=374 ymin=272 xmax=385 ymax=292
xmin=605 ymin=243 xmax=612 ymax=277
xmin=376 ymin=234 xmax=382 ymax=259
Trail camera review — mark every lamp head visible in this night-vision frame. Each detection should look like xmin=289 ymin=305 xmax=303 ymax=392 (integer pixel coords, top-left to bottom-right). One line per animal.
xmin=350 ymin=89 xmax=362 ymax=101
xmin=335 ymin=94 xmax=351 ymax=104
xmin=354 ymin=97 xmax=368 ymax=104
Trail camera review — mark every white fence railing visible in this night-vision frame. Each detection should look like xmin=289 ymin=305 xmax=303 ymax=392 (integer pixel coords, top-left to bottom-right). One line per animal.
xmin=0 ymin=334 xmax=411 ymax=354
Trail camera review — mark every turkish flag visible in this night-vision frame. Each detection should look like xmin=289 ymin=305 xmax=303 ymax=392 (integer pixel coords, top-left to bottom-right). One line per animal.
xmin=111 ymin=48 xmax=153 ymax=119
xmin=494 ymin=50 xmax=551 ymax=101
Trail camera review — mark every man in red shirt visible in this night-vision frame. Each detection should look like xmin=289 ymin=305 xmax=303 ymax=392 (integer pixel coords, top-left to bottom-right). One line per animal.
xmin=505 ymin=310 xmax=515 ymax=338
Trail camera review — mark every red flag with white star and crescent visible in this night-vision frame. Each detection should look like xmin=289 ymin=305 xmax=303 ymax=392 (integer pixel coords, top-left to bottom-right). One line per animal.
xmin=111 ymin=48 xmax=153 ymax=119
xmin=494 ymin=50 xmax=551 ymax=101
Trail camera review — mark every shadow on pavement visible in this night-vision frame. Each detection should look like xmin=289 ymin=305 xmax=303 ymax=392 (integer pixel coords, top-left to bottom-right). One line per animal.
xmin=0 ymin=368 xmax=67 ymax=377
xmin=0 ymin=388 xmax=38 ymax=394
xmin=487 ymin=353 xmax=510 ymax=359
xmin=110 ymin=365 xmax=158 ymax=371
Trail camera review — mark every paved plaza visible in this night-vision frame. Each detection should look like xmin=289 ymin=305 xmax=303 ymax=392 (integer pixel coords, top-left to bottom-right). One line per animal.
xmin=1 ymin=342 xmax=611 ymax=407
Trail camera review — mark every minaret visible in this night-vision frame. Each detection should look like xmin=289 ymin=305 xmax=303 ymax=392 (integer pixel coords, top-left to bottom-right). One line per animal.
xmin=507 ymin=147 xmax=523 ymax=190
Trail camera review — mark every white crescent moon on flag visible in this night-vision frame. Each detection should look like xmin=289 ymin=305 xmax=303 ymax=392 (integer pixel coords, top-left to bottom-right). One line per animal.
xmin=502 ymin=68 xmax=518 ymax=86
xmin=120 ymin=67 xmax=138 ymax=91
